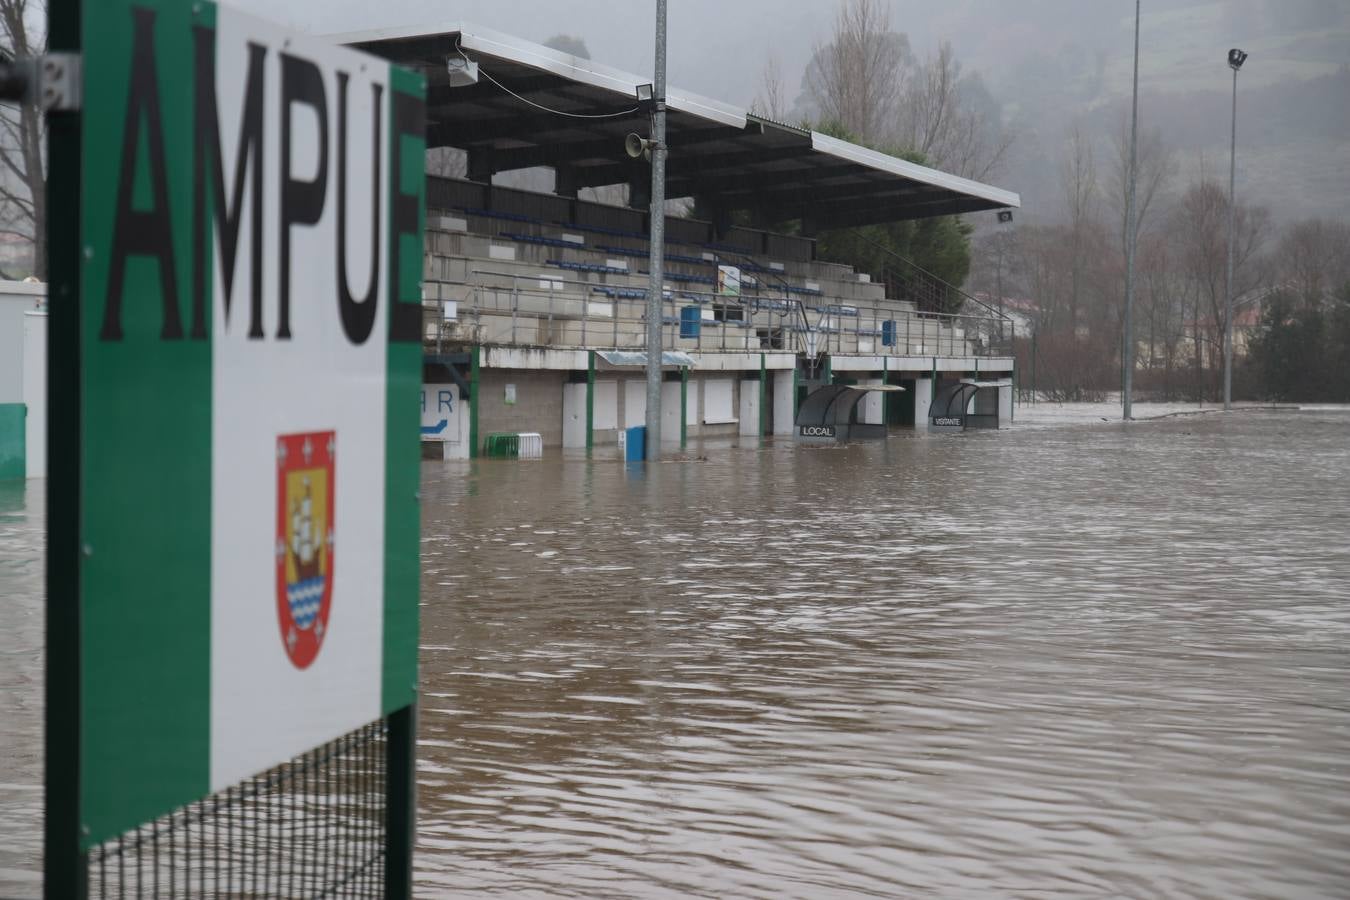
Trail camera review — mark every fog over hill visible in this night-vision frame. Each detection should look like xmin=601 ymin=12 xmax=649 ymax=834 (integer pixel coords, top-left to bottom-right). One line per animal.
xmin=261 ymin=0 xmax=1350 ymax=224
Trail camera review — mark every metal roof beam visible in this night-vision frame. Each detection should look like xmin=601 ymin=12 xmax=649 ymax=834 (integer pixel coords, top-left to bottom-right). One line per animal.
xmin=797 ymin=197 xmax=1000 ymax=230
xmin=667 ymin=165 xmax=890 ymax=200
xmin=708 ymin=183 xmax=939 ymax=214
xmin=575 ymin=147 xmax=830 ymax=194
xmin=427 ymin=110 xmax=639 ymax=147
xmin=478 ymin=126 xmax=774 ymax=174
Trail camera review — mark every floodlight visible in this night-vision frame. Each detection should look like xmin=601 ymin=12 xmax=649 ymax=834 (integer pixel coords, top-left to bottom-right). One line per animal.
xmin=635 ymin=83 xmax=654 ymax=103
xmin=1227 ymin=48 xmax=1247 ymax=71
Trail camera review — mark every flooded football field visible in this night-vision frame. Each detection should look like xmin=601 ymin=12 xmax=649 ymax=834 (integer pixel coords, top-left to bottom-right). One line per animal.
xmin=4 ymin=409 xmax=1350 ymax=897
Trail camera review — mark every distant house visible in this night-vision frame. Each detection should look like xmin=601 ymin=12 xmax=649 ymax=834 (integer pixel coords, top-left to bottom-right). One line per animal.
xmin=0 ymin=234 xmax=34 ymax=279
xmin=968 ymin=292 xmax=1037 ymax=334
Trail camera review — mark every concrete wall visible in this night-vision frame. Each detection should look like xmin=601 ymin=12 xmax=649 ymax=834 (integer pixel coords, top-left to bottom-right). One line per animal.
xmin=1 ymin=284 xmax=43 ymax=479
xmin=0 ymin=281 xmax=43 ymax=404
xmin=478 ymin=369 xmax=567 ymax=447
xmin=22 ymin=311 xmax=44 ymax=477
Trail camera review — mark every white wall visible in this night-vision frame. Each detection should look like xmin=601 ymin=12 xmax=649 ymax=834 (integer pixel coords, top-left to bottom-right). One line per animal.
xmin=623 ymin=380 xmax=645 ymax=428
xmin=0 ymin=281 xmax=43 ymax=404
xmin=593 ymin=380 xmax=617 ymax=431
xmin=22 ymin=310 xmax=45 ymax=478
xmin=999 ymin=384 xmax=1012 ymax=427
xmin=773 ymin=370 xmax=794 ymax=435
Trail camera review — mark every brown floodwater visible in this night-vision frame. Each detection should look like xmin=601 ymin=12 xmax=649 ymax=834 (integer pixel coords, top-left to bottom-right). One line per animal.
xmin=4 ymin=410 xmax=1350 ymax=898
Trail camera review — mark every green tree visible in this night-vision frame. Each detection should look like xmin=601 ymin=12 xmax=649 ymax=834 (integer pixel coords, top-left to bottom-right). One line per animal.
xmin=1248 ymin=284 xmax=1350 ymax=402
xmin=812 ymin=123 xmax=973 ymax=313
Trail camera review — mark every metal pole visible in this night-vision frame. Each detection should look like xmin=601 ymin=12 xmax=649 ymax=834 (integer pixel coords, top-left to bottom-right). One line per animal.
xmin=45 ymin=0 xmax=87 ymax=892
xmin=644 ymin=0 xmax=667 ymax=460
xmin=384 ymin=704 xmax=417 ymax=900
xmin=1123 ymin=0 xmax=1140 ymax=421
xmin=1223 ymin=63 xmax=1238 ymax=411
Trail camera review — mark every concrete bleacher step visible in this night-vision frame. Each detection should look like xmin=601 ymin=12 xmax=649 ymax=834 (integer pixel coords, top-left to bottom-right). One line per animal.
xmin=422 ymin=212 xmax=980 ymax=359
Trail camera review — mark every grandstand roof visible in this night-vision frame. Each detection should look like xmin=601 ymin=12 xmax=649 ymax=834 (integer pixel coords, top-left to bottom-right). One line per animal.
xmin=335 ymin=23 xmax=1020 ymax=230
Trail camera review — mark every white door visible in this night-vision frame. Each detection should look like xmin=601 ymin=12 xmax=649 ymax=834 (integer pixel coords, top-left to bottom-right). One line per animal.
xmin=739 ymin=378 xmax=760 ymax=436
xmin=562 ymin=382 xmax=587 ymax=448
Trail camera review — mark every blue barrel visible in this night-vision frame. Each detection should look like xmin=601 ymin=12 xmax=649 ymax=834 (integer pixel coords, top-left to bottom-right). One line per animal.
xmin=625 ymin=425 xmax=646 ymax=462
xmin=679 ymin=306 xmax=701 ymax=338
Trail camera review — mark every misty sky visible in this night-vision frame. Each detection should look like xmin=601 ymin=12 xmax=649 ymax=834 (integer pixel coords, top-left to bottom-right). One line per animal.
xmin=231 ymin=0 xmax=1350 ymax=222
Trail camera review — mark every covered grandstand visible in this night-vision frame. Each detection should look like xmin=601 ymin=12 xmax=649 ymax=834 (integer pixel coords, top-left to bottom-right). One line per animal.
xmin=337 ymin=23 xmax=1021 ymax=456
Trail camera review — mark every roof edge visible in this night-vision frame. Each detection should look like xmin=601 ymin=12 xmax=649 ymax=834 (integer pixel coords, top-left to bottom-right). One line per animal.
xmin=811 ymin=132 xmax=1020 ymax=209
xmin=329 ymin=21 xmax=746 ymax=131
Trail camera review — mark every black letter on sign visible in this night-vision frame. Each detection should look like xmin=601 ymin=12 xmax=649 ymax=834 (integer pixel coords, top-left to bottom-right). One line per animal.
xmin=335 ymin=72 xmax=382 ymax=345
xmin=193 ymin=29 xmax=267 ymax=339
xmin=279 ymin=53 xmax=329 ymax=341
xmin=388 ymin=89 xmax=425 ymax=343
xmin=102 ymin=7 xmax=181 ymax=342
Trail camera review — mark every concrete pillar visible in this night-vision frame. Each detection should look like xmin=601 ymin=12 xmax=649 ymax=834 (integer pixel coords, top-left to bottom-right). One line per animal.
xmin=999 ymin=384 xmax=1013 ymax=427
xmin=858 ymin=377 xmax=884 ymax=424
xmin=913 ymin=376 xmax=933 ymax=428
xmin=773 ymin=370 xmax=794 ymax=435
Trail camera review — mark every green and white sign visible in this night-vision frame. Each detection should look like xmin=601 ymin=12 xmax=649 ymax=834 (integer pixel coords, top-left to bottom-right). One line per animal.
xmin=78 ymin=0 xmax=424 ymax=846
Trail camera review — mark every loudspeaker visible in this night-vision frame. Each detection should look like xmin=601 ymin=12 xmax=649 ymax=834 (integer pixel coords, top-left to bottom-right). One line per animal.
xmin=625 ymin=132 xmax=652 ymax=161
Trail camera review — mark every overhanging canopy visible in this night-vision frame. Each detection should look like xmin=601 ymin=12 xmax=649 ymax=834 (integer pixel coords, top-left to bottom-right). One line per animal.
xmin=334 ymin=23 xmax=1020 ymax=228
xmin=597 ymin=350 xmax=696 ymax=368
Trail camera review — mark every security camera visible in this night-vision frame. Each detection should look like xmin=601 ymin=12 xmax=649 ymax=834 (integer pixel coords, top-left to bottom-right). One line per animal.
xmin=625 ymin=132 xmax=657 ymax=161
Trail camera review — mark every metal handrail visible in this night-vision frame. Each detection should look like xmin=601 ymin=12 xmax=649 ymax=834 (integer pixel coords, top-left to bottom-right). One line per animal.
xmin=840 ymin=228 xmax=1010 ymax=321
xmin=424 ymin=262 xmax=1016 ymax=360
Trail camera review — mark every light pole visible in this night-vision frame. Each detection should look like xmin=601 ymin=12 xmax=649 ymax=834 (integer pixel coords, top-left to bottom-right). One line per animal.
xmin=1223 ymin=47 xmax=1247 ymax=411
xmin=1123 ymin=0 xmax=1140 ymax=421
xmin=643 ymin=0 xmax=668 ymax=459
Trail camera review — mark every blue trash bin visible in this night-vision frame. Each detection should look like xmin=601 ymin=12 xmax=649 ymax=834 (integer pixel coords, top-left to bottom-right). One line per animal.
xmin=625 ymin=425 xmax=646 ymax=462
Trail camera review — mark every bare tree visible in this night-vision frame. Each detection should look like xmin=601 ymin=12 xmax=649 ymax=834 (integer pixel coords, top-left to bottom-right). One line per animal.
xmin=1059 ymin=124 xmax=1098 ymax=335
xmin=0 ymin=0 xmax=44 ymax=279
xmin=801 ymin=0 xmax=908 ymax=143
xmin=1170 ymin=176 xmax=1270 ymax=389
xmin=751 ymin=53 xmax=787 ymax=121
xmin=799 ymin=1 xmax=1012 ymax=178
xmin=1107 ymin=114 xmax=1175 ymax=256
xmin=1278 ymin=218 xmax=1350 ymax=303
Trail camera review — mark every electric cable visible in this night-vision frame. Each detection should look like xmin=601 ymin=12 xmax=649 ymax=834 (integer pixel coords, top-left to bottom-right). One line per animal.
xmin=454 ymin=36 xmax=641 ymax=120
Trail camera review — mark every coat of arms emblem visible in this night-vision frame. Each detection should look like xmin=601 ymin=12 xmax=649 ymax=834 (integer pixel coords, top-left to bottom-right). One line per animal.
xmin=276 ymin=430 xmax=336 ymax=669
